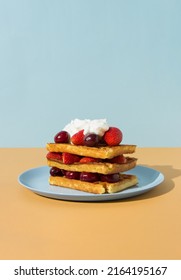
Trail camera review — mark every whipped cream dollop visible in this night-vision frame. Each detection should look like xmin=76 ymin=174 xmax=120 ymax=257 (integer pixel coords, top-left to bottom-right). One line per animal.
xmin=63 ymin=119 xmax=109 ymax=137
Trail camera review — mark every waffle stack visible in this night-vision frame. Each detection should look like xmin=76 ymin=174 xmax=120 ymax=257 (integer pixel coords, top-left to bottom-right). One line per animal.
xmin=46 ymin=119 xmax=138 ymax=194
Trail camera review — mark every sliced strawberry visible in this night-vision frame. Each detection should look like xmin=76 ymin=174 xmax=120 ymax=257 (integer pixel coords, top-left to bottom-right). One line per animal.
xmin=71 ymin=129 xmax=84 ymax=145
xmin=109 ymin=155 xmax=127 ymax=164
xmin=46 ymin=152 xmax=62 ymax=161
xmin=103 ymin=127 xmax=123 ymax=146
xmin=62 ymin=152 xmax=81 ymax=164
xmin=80 ymin=157 xmax=101 ymax=163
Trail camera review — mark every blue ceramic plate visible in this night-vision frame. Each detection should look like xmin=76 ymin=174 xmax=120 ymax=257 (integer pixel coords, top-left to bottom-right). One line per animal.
xmin=18 ymin=165 xmax=164 ymax=201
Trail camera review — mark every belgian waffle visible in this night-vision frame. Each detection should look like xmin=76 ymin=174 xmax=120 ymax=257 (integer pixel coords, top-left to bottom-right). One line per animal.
xmin=46 ymin=143 xmax=136 ymax=159
xmin=47 ymin=157 xmax=137 ymax=175
xmin=49 ymin=174 xmax=138 ymax=194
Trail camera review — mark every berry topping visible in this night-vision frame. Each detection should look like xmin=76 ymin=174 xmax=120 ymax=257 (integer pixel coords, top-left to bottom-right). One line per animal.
xmin=80 ymin=157 xmax=101 ymax=163
xmin=109 ymin=155 xmax=127 ymax=164
xmin=80 ymin=172 xmax=100 ymax=182
xmin=103 ymin=127 xmax=123 ymax=146
xmin=71 ymin=129 xmax=84 ymax=145
xmin=61 ymin=169 xmax=67 ymax=176
xmin=65 ymin=171 xmax=80 ymax=180
xmin=83 ymin=133 xmax=100 ymax=147
xmin=50 ymin=167 xmax=63 ymax=177
xmin=62 ymin=152 xmax=81 ymax=164
xmin=54 ymin=131 xmax=70 ymax=143
xmin=46 ymin=152 xmax=62 ymax=161
xmin=100 ymin=173 xmax=120 ymax=183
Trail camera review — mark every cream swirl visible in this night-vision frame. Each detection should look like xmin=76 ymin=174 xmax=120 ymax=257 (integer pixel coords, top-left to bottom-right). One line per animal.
xmin=63 ymin=118 xmax=109 ymax=137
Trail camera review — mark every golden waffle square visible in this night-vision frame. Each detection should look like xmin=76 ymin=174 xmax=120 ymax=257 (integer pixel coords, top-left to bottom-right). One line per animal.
xmin=47 ymin=157 xmax=137 ymax=175
xmin=46 ymin=143 xmax=136 ymax=159
xmin=49 ymin=174 xmax=138 ymax=194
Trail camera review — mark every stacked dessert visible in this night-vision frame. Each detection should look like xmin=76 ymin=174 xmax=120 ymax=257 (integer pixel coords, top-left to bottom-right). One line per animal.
xmin=46 ymin=119 xmax=138 ymax=194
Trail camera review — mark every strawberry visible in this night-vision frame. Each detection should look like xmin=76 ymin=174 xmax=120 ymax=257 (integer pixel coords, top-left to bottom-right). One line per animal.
xmin=103 ymin=127 xmax=123 ymax=146
xmin=46 ymin=152 xmax=62 ymax=161
xmin=71 ymin=129 xmax=84 ymax=145
xmin=62 ymin=152 xmax=81 ymax=164
xmin=80 ymin=157 xmax=101 ymax=163
xmin=109 ymin=155 xmax=127 ymax=164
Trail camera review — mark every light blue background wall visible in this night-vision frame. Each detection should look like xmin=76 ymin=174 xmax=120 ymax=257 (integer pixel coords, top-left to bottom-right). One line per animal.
xmin=0 ymin=0 xmax=180 ymax=147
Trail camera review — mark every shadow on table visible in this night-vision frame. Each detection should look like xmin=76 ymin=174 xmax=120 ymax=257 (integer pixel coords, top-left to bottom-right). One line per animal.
xmin=112 ymin=164 xmax=181 ymax=202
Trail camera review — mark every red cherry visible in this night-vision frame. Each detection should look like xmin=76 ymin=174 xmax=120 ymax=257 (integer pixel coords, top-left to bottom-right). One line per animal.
xmin=50 ymin=167 xmax=63 ymax=177
xmin=54 ymin=131 xmax=70 ymax=143
xmin=65 ymin=171 xmax=80 ymax=180
xmin=83 ymin=133 xmax=99 ymax=147
xmin=80 ymin=172 xmax=100 ymax=182
xmin=100 ymin=173 xmax=120 ymax=183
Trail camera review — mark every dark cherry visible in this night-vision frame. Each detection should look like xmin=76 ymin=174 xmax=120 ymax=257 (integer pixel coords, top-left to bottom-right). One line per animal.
xmin=83 ymin=133 xmax=99 ymax=147
xmin=100 ymin=173 xmax=120 ymax=183
xmin=65 ymin=171 xmax=80 ymax=180
xmin=80 ymin=172 xmax=99 ymax=182
xmin=54 ymin=131 xmax=70 ymax=143
xmin=61 ymin=169 xmax=67 ymax=176
xmin=50 ymin=167 xmax=63 ymax=177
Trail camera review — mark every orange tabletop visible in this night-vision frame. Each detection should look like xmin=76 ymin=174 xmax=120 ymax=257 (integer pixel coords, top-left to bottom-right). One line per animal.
xmin=0 ymin=147 xmax=181 ymax=260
